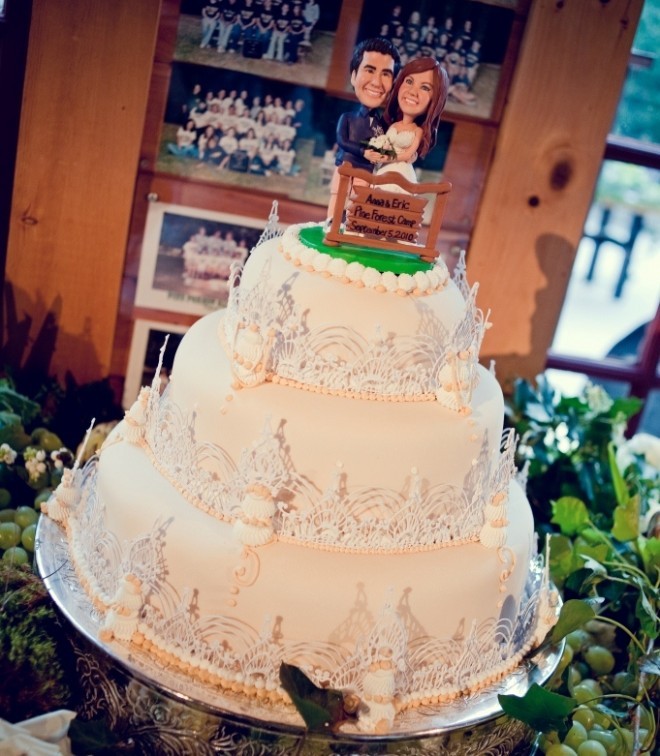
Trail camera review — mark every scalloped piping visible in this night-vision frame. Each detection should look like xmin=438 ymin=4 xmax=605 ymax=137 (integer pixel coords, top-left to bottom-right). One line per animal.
xmin=279 ymin=224 xmax=450 ymax=296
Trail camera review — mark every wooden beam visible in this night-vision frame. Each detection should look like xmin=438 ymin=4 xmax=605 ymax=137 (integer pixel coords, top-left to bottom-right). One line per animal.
xmin=467 ymin=0 xmax=643 ymax=390
xmin=4 ymin=0 xmax=161 ymax=384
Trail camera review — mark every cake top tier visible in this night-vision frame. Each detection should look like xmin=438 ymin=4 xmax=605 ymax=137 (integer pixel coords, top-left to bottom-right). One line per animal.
xmin=222 ymin=223 xmax=489 ymax=413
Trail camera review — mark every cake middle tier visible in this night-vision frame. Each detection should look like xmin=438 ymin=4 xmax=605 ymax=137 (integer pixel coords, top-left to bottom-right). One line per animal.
xmin=163 ymin=310 xmax=508 ymax=549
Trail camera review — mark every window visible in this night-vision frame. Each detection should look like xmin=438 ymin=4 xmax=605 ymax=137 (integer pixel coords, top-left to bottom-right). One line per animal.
xmin=547 ymin=0 xmax=660 ymax=435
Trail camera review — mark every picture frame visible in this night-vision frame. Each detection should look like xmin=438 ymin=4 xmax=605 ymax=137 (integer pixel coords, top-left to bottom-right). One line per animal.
xmin=135 ymin=201 xmax=268 ymax=315
xmin=122 ymin=319 xmax=189 ymax=409
xmin=157 ymin=62 xmax=454 ymax=206
xmin=356 ymin=0 xmax=516 ymax=120
xmin=173 ymin=0 xmax=342 ymax=90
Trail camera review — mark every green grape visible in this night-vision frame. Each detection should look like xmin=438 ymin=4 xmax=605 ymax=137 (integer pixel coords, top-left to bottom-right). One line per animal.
xmin=612 ymin=728 xmax=633 ymax=756
xmin=583 ymin=645 xmax=616 ymax=676
xmin=0 ymin=488 xmax=11 ymax=507
xmin=546 ymin=744 xmax=578 ymax=756
xmin=21 ymin=522 xmax=37 ymax=552
xmin=591 ymin=708 xmax=613 ymax=729
xmin=567 ymin=629 xmax=591 ymax=652
xmin=573 ymin=706 xmax=596 ymax=731
xmin=0 ymin=521 xmax=21 ymax=549
xmin=34 ymin=488 xmax=52 ymax=509
xmin=638 ymin=705 xmax=654 ymax=731
xmin=14 ymin=505 xmax=39 ymax=529
xmin=539 ymin=731 xmax=561 ymax=753
xmin=30 ymin=428 xmax=64 ymax=452
xmin=2 ymin=546 xmax=29 ymax=565
xmin=0 ymin=508 xmax=17 ymax=523
xmin=618 ymin=728 xmax=633 ymax=749
xmin=558 ymin=642 xmax=575 ymax=672
xmin=574 ymin=661 xmax=590 ymax=680
xmin=587 ymin=728 xmax=619 ymax=754
xmin=611 ymin=671 xmax=637 ymax=696
xmin=573 ymin=679 xmax=603 ymax=706
xmin=568 ymin=664 xmax=583 ymax=689
xmin=577 ymin=741 xmax=608 ymax=756
xmin=565 ymin=721 xmax=588 ymax=750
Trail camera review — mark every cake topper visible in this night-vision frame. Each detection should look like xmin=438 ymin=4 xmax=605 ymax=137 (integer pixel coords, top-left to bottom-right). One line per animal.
xmin=324 ymin=44 xmax=452 ymax=263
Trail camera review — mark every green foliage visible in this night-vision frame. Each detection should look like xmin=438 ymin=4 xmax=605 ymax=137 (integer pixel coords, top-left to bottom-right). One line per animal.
xmin=0 ymin=563 xmax=79 ymax=721
xmin=506 ymin=375 xmax=643 ymax=531
xmin=506 ymin=376 xmax=659 ymax=753
xmin=549 ymin=600 xmax=597 ymax=647
xmin=612 ymin=0 xmax=660 ymax=145
xmin=279 ymin=662 xmax=357 ymax=734
xmin=499 ymin=684 xmax=576 ymax=735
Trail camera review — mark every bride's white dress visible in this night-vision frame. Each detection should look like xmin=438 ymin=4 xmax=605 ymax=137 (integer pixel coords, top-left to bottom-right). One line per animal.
xmin=374 ymin=126 xmax=417 ymax=193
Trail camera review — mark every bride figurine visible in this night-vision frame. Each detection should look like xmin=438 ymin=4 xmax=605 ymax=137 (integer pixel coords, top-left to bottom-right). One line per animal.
xmin=374 ymin=57 xmax=448 ymax=193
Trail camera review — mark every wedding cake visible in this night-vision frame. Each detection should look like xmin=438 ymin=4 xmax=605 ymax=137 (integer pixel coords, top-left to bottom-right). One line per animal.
xmin=44 ymin=210 xmax=556 ymax=733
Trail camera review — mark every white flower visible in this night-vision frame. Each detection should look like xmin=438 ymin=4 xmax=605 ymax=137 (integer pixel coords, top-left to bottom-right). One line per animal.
xmin=368 ymin=134 xmax=395 ymax=155
xmin=617 ymin=432 xmax=660 ymax=471
xmin=584 ymin=382 xmax=613 ymax=414
xmin=0 ymin=443 xmax=17 ymax=464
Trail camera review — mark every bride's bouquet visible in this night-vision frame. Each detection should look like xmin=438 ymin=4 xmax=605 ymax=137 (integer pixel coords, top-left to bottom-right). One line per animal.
xmin=363 ymin=132 xmax=397 ymax=159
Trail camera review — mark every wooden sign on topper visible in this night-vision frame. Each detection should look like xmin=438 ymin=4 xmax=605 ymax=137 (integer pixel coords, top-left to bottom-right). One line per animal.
xmin=323 ymin=162 xmax=452 ymax=263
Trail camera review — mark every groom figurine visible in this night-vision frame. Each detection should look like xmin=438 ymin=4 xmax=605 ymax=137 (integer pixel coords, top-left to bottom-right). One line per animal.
xmin=327 ymin=37 xmax=400 ymax=224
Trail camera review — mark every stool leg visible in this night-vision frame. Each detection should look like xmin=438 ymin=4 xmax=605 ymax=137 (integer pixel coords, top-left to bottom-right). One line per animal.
xmin=586 ymin=207 xmax=611 ymax=282
xmin=614 ymin=213 xmax=644 ymax=298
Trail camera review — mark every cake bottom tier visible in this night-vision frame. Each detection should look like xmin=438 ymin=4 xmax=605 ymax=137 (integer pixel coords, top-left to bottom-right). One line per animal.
xmin=59 ymin=431 xmax=549 ymax=729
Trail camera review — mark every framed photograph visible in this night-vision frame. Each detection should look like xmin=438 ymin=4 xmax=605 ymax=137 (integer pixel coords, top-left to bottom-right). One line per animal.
xmin=173 ymin=0 xmax=342 ymax=89
xmin=135 ymin=201 xmax=267 ymax=315
xmin=123 ymin=319 xmax=189 ymax=409
xmin=356 ymin=0 xmax=516 ymax=120
xmin=157 ymin=62 xmax=454 ymax=206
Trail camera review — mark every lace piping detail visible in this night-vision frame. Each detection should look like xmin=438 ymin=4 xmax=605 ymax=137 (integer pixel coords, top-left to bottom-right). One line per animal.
xmin=119 ymin=371 xmax=517 ymax=554
xmin=46 ymin=465 xmax=556 ymax=732
xmin=223 ymin=221 xmax=488 ymax=411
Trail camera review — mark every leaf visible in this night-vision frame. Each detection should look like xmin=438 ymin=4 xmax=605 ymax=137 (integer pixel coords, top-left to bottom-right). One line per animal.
xmin=551 ymin=497 xmax=591 ymax=536
xmin=635 ymin=590 xmax=659 ymax=640
xmin=548 ymin=534 xmax=576 ymax=585
xmin=574 ymin=540 xmax=609 ymax=565
xmin=0 ymin=385 xmax=41 ymax=425
xmin=564 ymin=567 xmax=604 ymax=596
xmin=610 ymin=396 xmax=643 ymax=420
xmin=498 ymin=683 xmax=576 ymax=733
xmin=550 ymin=599 xmax=596 ymax=644
xmin=639 ymin=536 xmax=660 ymax=580
xmin=638 ymin=650 xmax=660 ymax=676
xmin=279 ymin=662 xmax=351 ymax=733
xmin=611 ymin=494 xmax=640 ymax=542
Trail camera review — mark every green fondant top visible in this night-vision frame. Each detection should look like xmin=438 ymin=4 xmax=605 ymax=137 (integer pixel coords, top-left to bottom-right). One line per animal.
xmin=298 ymin=225 xmax=433 ymax=275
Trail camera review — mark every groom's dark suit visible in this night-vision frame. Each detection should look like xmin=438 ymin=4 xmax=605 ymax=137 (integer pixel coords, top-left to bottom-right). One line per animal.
xmin=334 ymin=105 xmax=384 ymax=171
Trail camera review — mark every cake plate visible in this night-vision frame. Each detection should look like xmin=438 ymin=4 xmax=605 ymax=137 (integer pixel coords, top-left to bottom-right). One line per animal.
xmin=36 ymin=515 xmax=561 ymax=755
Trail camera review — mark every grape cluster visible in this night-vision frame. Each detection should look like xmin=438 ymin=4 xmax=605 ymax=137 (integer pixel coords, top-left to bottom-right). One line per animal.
xmin=0 ymin=493 xmax=45 ymax=566
xmin=0 ymin=428 xmax=72 ymax=567
xmin=538 ymin=627 xmax=656 ymax=755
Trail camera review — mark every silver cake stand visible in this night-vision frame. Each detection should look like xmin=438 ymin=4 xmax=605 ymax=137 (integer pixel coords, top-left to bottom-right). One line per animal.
xmin=36 ymin=515 xmax=559 ymax=755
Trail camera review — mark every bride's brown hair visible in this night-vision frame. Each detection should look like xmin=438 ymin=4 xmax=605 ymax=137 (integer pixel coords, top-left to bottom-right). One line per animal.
xmin=383 ymin=57 xmax=449 ymax=158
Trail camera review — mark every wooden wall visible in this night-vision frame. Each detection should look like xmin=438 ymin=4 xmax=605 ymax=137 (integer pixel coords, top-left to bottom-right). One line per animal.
xmin=3 ymin=0 xmax=643 ymax=391
xmin=468 ymin=0 xmax=643 ymax=389
xmin=3 ymin=0 xmax=161 ymax=384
